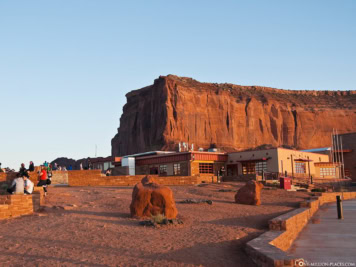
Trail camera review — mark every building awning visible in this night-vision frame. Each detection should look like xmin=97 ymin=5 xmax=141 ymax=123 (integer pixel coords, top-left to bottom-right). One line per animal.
xmin=235 ymin=157 xmax=271 ymax=162
xmin=294 ymin=158 xmax=313 ymax=162
xmin=315 ymin=162 xmax=341 ymax=167
xmin=334 ymin=149 xmax=353 ymax=153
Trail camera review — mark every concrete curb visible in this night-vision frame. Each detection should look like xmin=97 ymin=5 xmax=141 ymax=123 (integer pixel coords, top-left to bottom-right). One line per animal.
xmin=245 ymin=192 xmax=356 ymax=267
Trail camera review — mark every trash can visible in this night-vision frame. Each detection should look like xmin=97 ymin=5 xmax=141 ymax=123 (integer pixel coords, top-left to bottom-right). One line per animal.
xmin=280 ymin=177 xmax=291 ymax=190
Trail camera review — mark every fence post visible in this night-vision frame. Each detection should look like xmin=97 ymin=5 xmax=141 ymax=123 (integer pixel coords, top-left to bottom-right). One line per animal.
xmin=336 ymin=195 xmax=343 ymax=219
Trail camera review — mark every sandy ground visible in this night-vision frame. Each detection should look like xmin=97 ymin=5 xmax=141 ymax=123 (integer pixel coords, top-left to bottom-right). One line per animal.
xmin=0 ymin=182 xmax=310 ymax=267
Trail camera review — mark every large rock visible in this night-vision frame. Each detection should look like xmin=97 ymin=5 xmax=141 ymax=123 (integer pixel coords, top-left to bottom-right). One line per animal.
xmin=112 ymin=75 xmax=356 ymax=156
xmin=235 ymin=181 xmax=264 ymax=206
xmin=130 ymin=176 xmax=178 ymax=219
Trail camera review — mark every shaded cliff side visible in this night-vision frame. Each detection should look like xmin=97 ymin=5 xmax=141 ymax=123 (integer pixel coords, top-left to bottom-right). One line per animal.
xmin=112 ymin=75 xmax=356 ymax=156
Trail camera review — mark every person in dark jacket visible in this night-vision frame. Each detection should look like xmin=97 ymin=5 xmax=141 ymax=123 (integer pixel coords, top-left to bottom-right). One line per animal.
xmin=19 ymin=163 xmax=27 ymax=177
xmin=29 ymin=161 xmax=35 ymax=172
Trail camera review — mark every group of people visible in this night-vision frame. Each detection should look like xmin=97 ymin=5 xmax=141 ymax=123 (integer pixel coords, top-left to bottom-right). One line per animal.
xmin=0 ymin=162 xmax=15 ymax=173
xmin=0 ymin=161 xmax=35 ymax=173
xmin=7 ymin=172 xmax=34 ymax=195
xmin=7 ymin=162 xmax=52 ymax=196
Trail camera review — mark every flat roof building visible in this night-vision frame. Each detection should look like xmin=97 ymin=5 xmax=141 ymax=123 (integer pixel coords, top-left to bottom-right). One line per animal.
xmin=134 ymin=151 xmax=227 ymax=177
xmin=227 ymin=148 xmax=335 ymax=179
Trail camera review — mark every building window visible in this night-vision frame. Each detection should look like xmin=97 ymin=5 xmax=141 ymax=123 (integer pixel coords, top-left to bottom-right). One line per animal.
xmin=173 ymin=163 xmax=181 ymax=175
xmin=159 ymin=165 xmax=167 ymax=175
xmin=199 ymin=163 xmax=213 ymax=174
xmin=320 ymin=167 xmax=336 ymax=176
xmin=242 ymin=161 xmax=267 ymax=175
xmin=150 ymin=167 xmax=158 ymax=174
xmin=295 ymin=162 xmax=306 ymax=174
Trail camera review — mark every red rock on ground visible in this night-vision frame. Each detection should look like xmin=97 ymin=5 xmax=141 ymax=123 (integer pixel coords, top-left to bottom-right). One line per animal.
xmin=235 ymin=180 xmax=264 ymax=205
xmin=130 ymin=176 xmax=178 ymax=219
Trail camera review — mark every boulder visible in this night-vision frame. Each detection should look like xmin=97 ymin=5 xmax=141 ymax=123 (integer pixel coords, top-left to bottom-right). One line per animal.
xmin=130 ymin=176 xmax=178 ymax=219
xmin=235 ymin=180 xmax=264 ymax=206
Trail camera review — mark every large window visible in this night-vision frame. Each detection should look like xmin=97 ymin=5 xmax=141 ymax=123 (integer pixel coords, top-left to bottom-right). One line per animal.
xmin=199 ymin=163 xmax=213 ymax=174
xmin=159 ymin=165 xmax=167 ymax=175
xmin=320 ymin=167 xmax=336 ymax=177
xmin=173 ymin=163 xmax=181 ymax=175
xmin=242 ymin=161 xmax=267 ymax=174
xmin=295 ymin=162 xmax=306 ymax=174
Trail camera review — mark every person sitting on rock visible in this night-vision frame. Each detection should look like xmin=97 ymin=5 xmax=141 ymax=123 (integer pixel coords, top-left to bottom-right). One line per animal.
xmin=23 ymin=173 xmax=34 ymax=194
xmin=19 ymin=163 xmax=27 ymax=177
xmin=29 ymin=161 xmax=35 ymax=172
xmin=7 ymin=173 xmax=24 ymax=195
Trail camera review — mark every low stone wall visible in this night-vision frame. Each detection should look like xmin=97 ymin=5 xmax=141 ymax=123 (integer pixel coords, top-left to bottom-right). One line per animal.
xmin=246 ymin=191 xmax=356 ymax=267
xmin=67 ymin=170 xmax=217 ymax=186
xmin=293 ymin=177 xmax=352 ymax=188
xmin=1 ymin=170 xmax=68 ymax=186
xmin=0 ymin=187 xmax=44 ymax=220
xmin=1 ymin=171 xmax=39 ymax=186
xmin=51 ymin=171 xmax=68 ymax=184
xmin=0 ymin=173 xmax=6 ymax=183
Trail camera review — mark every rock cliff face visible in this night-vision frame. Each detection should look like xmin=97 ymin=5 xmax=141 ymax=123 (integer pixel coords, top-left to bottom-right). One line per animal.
xmin=112 ymin=75 xmax=356 ymax=156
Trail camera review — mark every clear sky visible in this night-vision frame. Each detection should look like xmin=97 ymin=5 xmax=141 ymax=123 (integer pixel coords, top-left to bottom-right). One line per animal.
xmin=0 ymin=0 xmax=355 ymax=169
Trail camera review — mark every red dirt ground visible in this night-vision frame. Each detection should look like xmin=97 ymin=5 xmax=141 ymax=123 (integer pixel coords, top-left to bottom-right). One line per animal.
xmin=0 ymin=182 xmax=310 ymax=266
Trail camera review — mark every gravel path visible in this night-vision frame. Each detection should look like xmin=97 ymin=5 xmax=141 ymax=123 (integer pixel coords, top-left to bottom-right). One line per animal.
xmin=0 ymin=182 xmax=310 ymax=266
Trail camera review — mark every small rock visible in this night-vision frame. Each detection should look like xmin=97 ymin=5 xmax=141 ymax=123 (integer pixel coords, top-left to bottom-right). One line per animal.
xmin=180 ymin=199 xmax=213 ymax=205
xmin=63 ymin=205 xmax=77 ymax=210
xmin=218 ymin=189 xmax=235 ymax=192
xmin=35 ymin=213 xmax=48 ymax=217
xmin=52 ymin=206 xmax=65 ymax=210
xmin=197 ymin=183 xmax=209 ymax=187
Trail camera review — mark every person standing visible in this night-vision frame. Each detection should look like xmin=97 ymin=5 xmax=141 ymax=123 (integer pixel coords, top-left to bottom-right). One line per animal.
xmin=88 ymin=159 xmax=92 ymax=170
xmin=47 ymin=164 xmax=53 ymax=182
xmin=37 ymin=166 xmax=48 ymax=196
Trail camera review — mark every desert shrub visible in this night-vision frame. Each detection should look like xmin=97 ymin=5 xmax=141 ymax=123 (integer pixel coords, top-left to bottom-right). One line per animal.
xmin=151 ymin=214 xmax=166 ymax=224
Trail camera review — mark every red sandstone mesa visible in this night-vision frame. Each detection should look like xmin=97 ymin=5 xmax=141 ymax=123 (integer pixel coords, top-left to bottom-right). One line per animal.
xmin=112 ymin=75 xmax=356 ymax=156
xmin=235 ymin=180 xmax=264 ymax=206
xmin=130 ymin=176 xmax=178 ymax=219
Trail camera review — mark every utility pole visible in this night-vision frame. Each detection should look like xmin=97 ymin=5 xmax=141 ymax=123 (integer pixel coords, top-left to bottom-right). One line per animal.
xmin=340 ymin=136 xmax=345 ymax=179
xmin=336 ymin=129 xmax=342 ymax=179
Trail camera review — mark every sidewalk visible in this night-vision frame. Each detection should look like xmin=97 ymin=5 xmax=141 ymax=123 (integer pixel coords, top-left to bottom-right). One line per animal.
xmin=289 ymin=199 xmax=356 ymax=264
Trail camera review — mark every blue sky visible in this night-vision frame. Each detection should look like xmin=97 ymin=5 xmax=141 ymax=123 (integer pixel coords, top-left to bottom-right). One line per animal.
xmin=0 ymin=0 xmax=355 ymax=169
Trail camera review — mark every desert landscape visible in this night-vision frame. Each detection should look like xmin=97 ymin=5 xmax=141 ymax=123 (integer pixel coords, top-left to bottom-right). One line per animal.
xmin=0 ymin=183 xmax=309 ymax=267
xmin=1 ymin=2 xmax=355 ymax=266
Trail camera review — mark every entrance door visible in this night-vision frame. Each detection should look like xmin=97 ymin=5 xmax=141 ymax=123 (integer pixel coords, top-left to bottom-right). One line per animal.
xmin=227 ymin=164 xmax=238 ymax=176
xmin=149 ymin=167 xmax=158 ymax=174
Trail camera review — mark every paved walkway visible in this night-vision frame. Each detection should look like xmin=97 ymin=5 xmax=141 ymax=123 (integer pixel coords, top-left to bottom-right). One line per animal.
xmin=289 ymin=199 xmax=356 ymax=265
